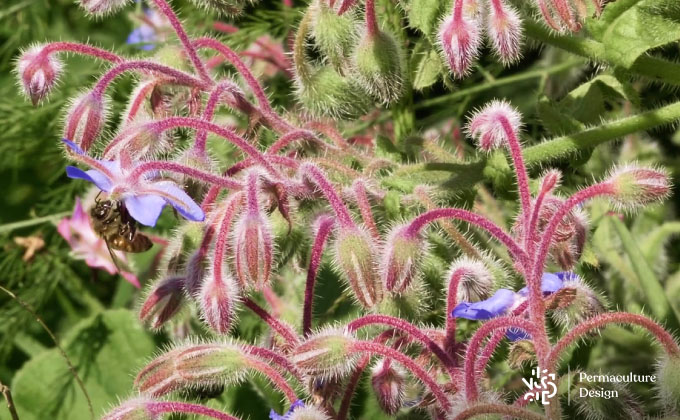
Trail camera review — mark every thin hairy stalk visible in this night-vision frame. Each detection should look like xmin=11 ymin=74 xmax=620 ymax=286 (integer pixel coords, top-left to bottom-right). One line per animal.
xmin=243 ymin=356 xmax=298 ymax=402
xmin=348 ymin=315 xmax=457 ymax=380
xmin=352 ymin=180 xmax=380 ymax=239
xmin=498 ymin=117 xmax=531 ymax=231
xmin=300 ymin=163 xmax=355 ymax=228
xmin=526 ymin=176 xmax=559 ymax=254
xmin=193 ymin=37 xmax=293 ymax=133
xmin=445 ymin=268 xmax=465 ymax=355
xmin=42 ymin=41 xmax=123 ymax=63
xmin=0 ymin=286 xmax=93 ymax=419
xmin=148 ymin=401 xmax=240 ymax=419
xmin=452 ymin=403 xmax=548 ymax=420
xmin=303 ymin=215 xmax=335 ymax=337
xmin=242 ymin=298 xmax=300 ymax=346
xmin=476 ymin=302 xmax=528 ymax=373
xmin=267 ymin=129 xmax=326 ymax=154
xmin=92 ymin=60 xmax=208 ymax=96
xmin=350 ymin=340 xmax=452 ymax=412
xmin=243 ymin=345 xmax=304 ymax=382
xmin=365 ymin=0 xmax=378 ymax=36
xmin=406 ymin=208 xmax=528 ymax=267
xmin=128 ymin=161 xmax=243 ymax=190
xmin=464 ymin=317 xmax=536 ymax=402
xmin=194 ymin=81 xmax=245 ymax=154
xmin=547 ymin=312 xmax=680 ymax=370
xmin=150 ymin=0 xmax=211 ymax=82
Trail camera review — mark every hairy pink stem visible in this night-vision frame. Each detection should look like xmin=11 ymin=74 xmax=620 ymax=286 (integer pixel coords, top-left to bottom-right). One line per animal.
xmin=475 ymin=301 xmax=528 ymax=373
xmin=300 ymin=164 xmax=355 ymax=228
xmin=42 ymin=41 xmax=123 ymax=62
xmin=452 ymin=403 xmax=547 ymax=420
xmin=267 ymin=129 xmax=327 ymax=154
xmin=193 ymin=37 xmax=293 ymax=133
xmin=499 ymin=118 xmax=532 ymax=233
xmin=148 ymin=401 xmax=240 ymax=419
xmin=243 ymin=356 xmax=298 ymax=402
xmin=212 ymin=193 xmax=244 ymax=288
xmin=452 ymin=0 xmax=465 ymax=24
xmin=92 ymin=61 xmax=208 ymax=97
xmin=352 ymin=180 xmax=380 ymax=240
xmin=304 ymin=121 xmax=351 ymax=149
xmin=350 ymin=340 xmax=452 ymax=412
xmin=365 ymin=0 xmax=378 ymax=37
xmin=406 ymin=208 xmax=528 ymax=266
xmin=243 ymin=345 xmax=304 ymax=382
xmin=151 ymin=0 xmax=211 ymax=82
xmin=445 ymin=269 xmax=466 ymax=355
xmin=551 ymin=0 xmax=579 ymax=31
xmin=547 ymin=312 xmax=680 ymax=370
xmin=194 ymin=81 xmax=244 ymax=154
xmin=526 ymin=176 xmax=559 ymax=254
xmin=303 ymin=215 xmax=335 ymax=337
xmin=243 ymin=298 xmax=300 ymax=346
xmin=535 ymin=0 xmax=561 ymax=31
xmin=464 ymin=317 xmax=536 ymax=402
xmin=124 ymin=80 xmax=157 ymax=122
xmin=128 ymin=161 xmax=242 ymax=190
xmin=348 ymin=315 xmax=457 ymax=379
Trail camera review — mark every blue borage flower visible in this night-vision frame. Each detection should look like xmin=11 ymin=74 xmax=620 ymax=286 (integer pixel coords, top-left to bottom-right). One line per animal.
xmin=63 ymin=139 xmax=204 ymax=226
xmin=270 ymin=399 xmax=305 ymax=420
xmin=127 ymin=7 xmax=167 ymax=51
xmin=452 ymin=272 xmax=567 ymax=340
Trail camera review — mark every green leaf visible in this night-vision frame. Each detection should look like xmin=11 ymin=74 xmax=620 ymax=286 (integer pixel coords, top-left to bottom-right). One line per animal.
xmin=411 ymin=45 xmax=444 ymax=91
xmin=10 ymin=309 xmax=157 ymax=420
xmin=609 ymin=216 xmax=680 ymax=331
xmin=405 ymin=0 xmax=444 ymax=36
xmin=592 ymin=0 xmax=680 ymax=68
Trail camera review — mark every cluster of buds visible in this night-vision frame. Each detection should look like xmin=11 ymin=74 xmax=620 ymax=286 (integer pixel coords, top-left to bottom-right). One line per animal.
xmin=17 ymin=0 xmax=680 ymax=419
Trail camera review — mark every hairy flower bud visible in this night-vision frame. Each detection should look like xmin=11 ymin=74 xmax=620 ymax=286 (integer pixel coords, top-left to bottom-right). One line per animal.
xmin=199 ymin=267 xmax=239 ymax=334
xmin=184 ymin=249 xmax=208 ymax=296
xmin=381 ymin=224 xmax=424 ymax=293
xmin=311 ymin=0 xmax=358 ymax=68
xmin=437 ymin=8 xmax=482 ymax=78
xmin=657 ymin=356 xmax=680 ymax=412
xmin=78 ymin=0 xmax=130 ymax=16
xmin=101 ymin=398 xmax=159 ymax=420
xmin=606 ymin=164 xmax=671 ymax=211
xmin=295 ymin=67 xmax=372 ymax=119
xmin=334 ymin=227 xmax=383 ymax=308
xmin=548 ymin=273 xmax=604 ymax=327
xmin=371 ymin=359 xmax=406 ymax=415
xmin=466 ymin=99 xmax=522 ymax=151
xmin=487 ymin=0 xmax=523 ymax=65
xmin=288 ymin=405 xmax=332 ymax=420
xmin=447 ymin=257 xmax=495 ymax=302
xmin=16 ymin=45 xmax=62 ymax=106
xmin=233 ymin=171 xmax=274 ymax=290
xmin=139 ymin=275 xmax=186 ymax=329
xmin=135 ymin=343 xmax=248 ymax=396
xmin=352 ymin=30 xmax=404 ymax=104
xmin=105 ymin=120 xmax=170 ymax=160
xmin=63 ymin=91 xmax=108 ymax=152
xmin=291 ymin=328 xmax=359 ymax=378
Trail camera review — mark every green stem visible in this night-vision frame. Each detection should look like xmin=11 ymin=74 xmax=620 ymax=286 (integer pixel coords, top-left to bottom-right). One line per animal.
xmin=524 ymin=20 xmax=680 ymax=86
xmin=0 ymin=212 xmax=71 ymax=234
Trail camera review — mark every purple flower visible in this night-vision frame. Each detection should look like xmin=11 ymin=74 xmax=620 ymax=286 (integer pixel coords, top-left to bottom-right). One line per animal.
xmin=126 ymin=7 xmax=169 ymax=51
xmin=270 ymin=400 xmax=305 ymax=420
xmin=63 ymin=139 xmax=204 ymax=227
xmin=452 ymin=272 xmax=567 ymax=340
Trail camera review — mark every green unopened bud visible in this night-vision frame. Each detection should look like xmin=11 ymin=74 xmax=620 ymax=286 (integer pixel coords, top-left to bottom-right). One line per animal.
xmin=334 ymin=228 xmax=383 ymax=308
xmin=311 ymin=0 xmax=358 ymax=68
xmin=381 ymin=224 xmax=424 ymax=293
xmin=658 ymin=356 xmax=680 ymax=412
xmin=352 ymin=30 xmax=405 ymax=104
xmin=295 ymin=66 xmax=372 ymax=119
xmin=508 ymin=340 xmax=535 ymax=369
xmin=606 ymin=164 xmax=671 ymax=212
xmin=291 ymin=328 xmax=359 ymax=378
xmin=101 ymin=398 xmax=158 ymax=420
xmin=289 ymin=405 xmax=332 ymax=420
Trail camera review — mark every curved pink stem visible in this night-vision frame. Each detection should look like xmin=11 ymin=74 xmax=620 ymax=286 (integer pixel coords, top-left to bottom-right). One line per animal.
xmin=303 ymin=215 xmax=335 ymax=337
xmin=445 ymin=268 xmax=466 ymax=355
xmin=42 ymin=41 xmax=123 ymax=63
xmin=365 ymin=0 xmax=378 ymax=36
xmin=267 ymin=129 xmax=327 ymax=154
xmin=498 ymin=117 xmax=532 ymax=232
xmin=352 ymin=180 xmax=380 ymax=240
xmin=148 ymin=401 xmax=241 ymax=419
xmin=243 ymin=356 xmax=298 ymax=402
xmin=194 ymin=81 xmax=244 ymax=154
xmin=300 ymin=163 xmax=355 ymax=228
xmin=243 ymin=298 xmax=300 ymax=346
xmin=128 ymin=161 xmax=242 ymax=190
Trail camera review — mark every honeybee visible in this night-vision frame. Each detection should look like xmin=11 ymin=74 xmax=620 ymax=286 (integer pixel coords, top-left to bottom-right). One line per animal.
xmin=91 ymin=197 xmax=153 ymax=259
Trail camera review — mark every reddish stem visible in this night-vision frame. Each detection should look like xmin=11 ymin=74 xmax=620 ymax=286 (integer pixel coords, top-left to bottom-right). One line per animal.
xmin=243 ymin=298 xmax=300 ymax=346
xmin=243 ymin=345 xmax=303 ymax=382
xmin=194 ymin=81 xmax=244 ymax=154
xmin=526 ymin=174 xmax=559 ymax=254
xmin=365 ymin=0 xmax=378 ymax=37
xmin=128 ymin=161 xmax=242 ymax=190
xmin=300 ymin=163 xmax=355 ymax=229
xmin=267 ymin=129 xmax=327 ymax=154
xmin=148 ymin=401 xmax=240 ymax=419
xmin=303 ymin=215 xmax=335 ymax=337
xmin=499 ymin=117 xmax=532 ymax=232
xmin=445 ymin=268 xmax=466 ymax=355
xmin=42 ymin=41 xmax=123 ymax=63
xmin=452 ymin=403 xmax=547 ymax=420
xmin=151 ymin=0 xmax=212 ymax=82
xmin=350 ymin=340 xmax=452 ymax=412
xmin=547 ymin=312 xmax=680 ymax=370
xmin=352 ymin=180 xmax=380 ymax=240
xmin=406 ymin=208 xmax=528 ymax=267
xmin=243 ymin=356 xmax=298 ymax=402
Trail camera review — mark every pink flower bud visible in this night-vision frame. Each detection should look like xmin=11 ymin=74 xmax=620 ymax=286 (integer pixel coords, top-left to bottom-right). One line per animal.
xmin=606 ymin=164 xmax=671 ymax=211
xmin=63 ymin=91 xmax=108 ymax=152
xmin=233 ymin=171 xmax=274 ymax=290
xmin=487 ymin=0 xmax=523 ymax=65
xmin=78 ymin=0 xmax=130 ymax=16
xmin=199 ymin=267 xmax=239 ymax=334
xmin=139 ymin=275 xmax=185 ymax=329
xmin=184 ymin=249 xmax=208 ymax=296
xmin=101 ymin=398 xmax=158 ymax=420
xmin=548 ymin=273 xmax=604 ymax=328
xmin=135 ymin=343 xmax=248 ymax=397
xmin=16 ymin=45 xmax=62 ymax=106
xmin=104 ymin=119 xmax=170 ymax=160
xmin=380 ymin=224 xmax=425 ymax=293
xmin=447 ymin=257 xmax=495 ymax=302
xmin=333 ymin=227 xmax=383 ymax=308
xmin=370 ymin=359 xmax=406 ymax=415
xmin=291 ymin=328 xmax=359 ymax=379
xmin=437 ymin=5 xmax=482 ymax=78
xmin=466 ymin=99 xmax=522 ymax=151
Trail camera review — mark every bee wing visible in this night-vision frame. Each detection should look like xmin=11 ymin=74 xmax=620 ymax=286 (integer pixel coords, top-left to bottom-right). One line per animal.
xmin=105 ymin=240 xmax=125 ymax=273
